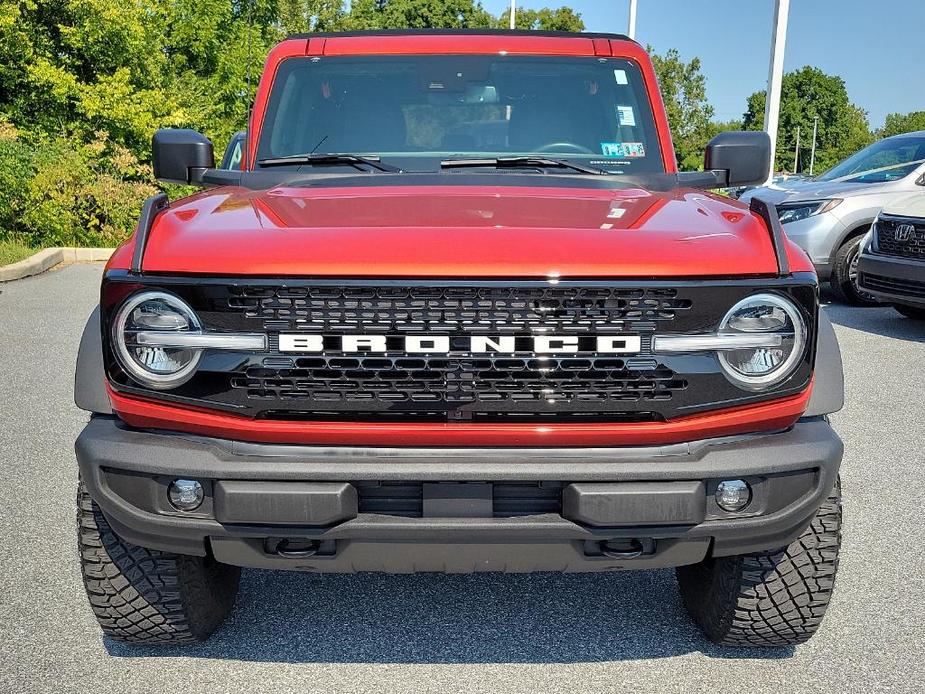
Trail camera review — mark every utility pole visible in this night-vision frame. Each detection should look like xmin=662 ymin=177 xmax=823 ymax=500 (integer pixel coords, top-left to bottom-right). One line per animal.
xmin=809 ymin=116 xmax=819 ymax=175
xmin=509 ymin=0 xmax=516 ymax=29
xmin=762 ymin=0 xmax=790 ymax=185
xmin=628 ymin=0 xmax=638 ymax=39
xmin=794 ymin=125 xmax=800 ymax=174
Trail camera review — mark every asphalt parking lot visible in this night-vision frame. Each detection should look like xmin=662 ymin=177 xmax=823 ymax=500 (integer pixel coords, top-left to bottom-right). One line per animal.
xmin=2 ymin=262 xmax=924 ymax=694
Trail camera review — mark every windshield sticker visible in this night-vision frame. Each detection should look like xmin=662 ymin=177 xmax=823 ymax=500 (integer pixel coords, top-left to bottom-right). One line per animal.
xmin=616 ymin=105 xmax=636 ymax=127
xmin=614 ymin=69 xmax=629 ymax=85
xmin=601 ymin=142 xmax=646 ymax=158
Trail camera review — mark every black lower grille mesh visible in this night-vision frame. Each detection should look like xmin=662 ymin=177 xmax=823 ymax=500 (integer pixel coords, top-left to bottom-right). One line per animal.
xmin=232 ymin=355 xmax=686 ymax=417
xmin=356 ymin=482 xmax=563 ymax=517
xmin=860 ymin=272 xmax=925 ymax=299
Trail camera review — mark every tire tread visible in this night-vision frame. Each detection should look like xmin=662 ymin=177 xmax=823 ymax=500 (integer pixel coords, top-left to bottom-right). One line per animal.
xmin=677 ymin=478 xmax=841 ymax=647
xmin=77 ymin=481 xmax=239 ymax=644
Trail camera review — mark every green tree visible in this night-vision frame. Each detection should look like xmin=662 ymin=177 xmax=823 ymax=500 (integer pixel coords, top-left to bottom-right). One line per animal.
xmin=649 ymin=47 xmax=715 ymax=170
xmin=879 ymin=111 xmax=925 ymax=138
xmin=743 ymin=66 xmax=873 ymax=174
xmin=277 ymin=0 xmax=349 ymax=33
xmin=347 ymin=0 xmax=493 ymax=29
xmin=0 ymin=0 xmax=597 ymax=249
xmin=495 ymin=6 xmax=584 ymax=31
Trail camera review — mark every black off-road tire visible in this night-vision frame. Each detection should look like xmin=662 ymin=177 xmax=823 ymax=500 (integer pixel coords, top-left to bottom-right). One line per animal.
xmin=893 ymin=303 xmax=925 ymax=320
xmin=830 ymin=235 xmax=879 ymax=306
xmin=676 ymin=478 xmax=841 ymax=647
xmin=77 ymin=481 xmax=240 ymax=644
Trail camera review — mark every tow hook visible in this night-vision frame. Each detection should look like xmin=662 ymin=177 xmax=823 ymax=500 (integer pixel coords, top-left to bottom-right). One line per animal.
xmin=264 ymin=538 xmax=320 ymax=558
xmin=599 ymin=538 xmax=654 ymax=559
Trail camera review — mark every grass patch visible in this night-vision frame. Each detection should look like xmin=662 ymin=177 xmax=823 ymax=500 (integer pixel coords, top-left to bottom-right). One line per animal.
xmin=0 ymin=240 xmax=37 ymax=266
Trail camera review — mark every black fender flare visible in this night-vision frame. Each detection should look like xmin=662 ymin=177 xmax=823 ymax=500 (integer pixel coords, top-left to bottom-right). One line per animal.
xmin=805 ymin=310 xmax=844 ymax=416
xmin=75 ymin=306 xmax=112 ymax=414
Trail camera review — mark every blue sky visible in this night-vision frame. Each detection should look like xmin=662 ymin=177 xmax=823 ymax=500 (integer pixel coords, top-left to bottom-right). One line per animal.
xmin=484 ymin=0 xmax=925 ymax=128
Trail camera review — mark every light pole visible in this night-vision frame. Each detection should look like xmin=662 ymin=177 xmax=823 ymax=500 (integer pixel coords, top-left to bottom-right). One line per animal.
xmin=809 ymin=116 xmax=819 ymax=175
xmin=510 ymin=0 xmax=516 ymax=29
xmin=628 ymin=0 xmax=638 ymax=39
xmin=794 ymin=125 xmax=800 ymax=174
xmin=762 ymin=0 xmax=790 ymax=184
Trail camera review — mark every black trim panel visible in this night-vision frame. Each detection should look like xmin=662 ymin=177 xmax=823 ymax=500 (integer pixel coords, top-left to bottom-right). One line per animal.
xmin=287 ymin=29 xmax=634 ymax=42
xmin=749 ymin=196 xmax=790 ymax=277
xmin=130 ymin=193 xmax=169 ymax=273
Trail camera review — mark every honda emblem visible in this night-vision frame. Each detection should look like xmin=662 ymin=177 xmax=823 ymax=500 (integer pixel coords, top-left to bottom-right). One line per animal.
xmin=894 ymin=224 xmax=915 ymax=242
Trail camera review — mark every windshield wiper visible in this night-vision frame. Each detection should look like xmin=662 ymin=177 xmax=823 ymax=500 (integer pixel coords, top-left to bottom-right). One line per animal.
xmin=441 ymin=156 xmax=607 ymax=175
xmin=257 ymin=153 xmax=401 ymax=173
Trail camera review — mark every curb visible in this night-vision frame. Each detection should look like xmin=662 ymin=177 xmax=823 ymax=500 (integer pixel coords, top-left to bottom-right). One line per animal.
xmin=0 ymin=247 xmax=114 ymax=283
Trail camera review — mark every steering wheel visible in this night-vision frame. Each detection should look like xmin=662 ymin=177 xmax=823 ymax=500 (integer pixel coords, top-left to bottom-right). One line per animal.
xmin=534 ymin=142 xmax=596 ymax=154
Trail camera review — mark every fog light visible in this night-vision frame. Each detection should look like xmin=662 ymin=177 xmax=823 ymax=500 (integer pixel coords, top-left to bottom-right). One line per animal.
xmin=715 ymin=480 xmax=751 ymax=512
xmin=168 ymin=479 xmax=204 ymax=511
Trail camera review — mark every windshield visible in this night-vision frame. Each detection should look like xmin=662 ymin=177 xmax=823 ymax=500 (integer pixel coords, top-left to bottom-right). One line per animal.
xmin=815 ymin=135 xmax=925 ymax=183
xmin=256 ymin=55 xmax=664 ymax=174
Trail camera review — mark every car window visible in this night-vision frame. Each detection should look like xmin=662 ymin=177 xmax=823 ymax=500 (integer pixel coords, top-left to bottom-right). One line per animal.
xmin=221 ymin=134 xmax=245 ymax=170
xmin=258 ymin=55 xmax=665 ymax=174
xmin=816 ymin=135 xmax=925 ymax=183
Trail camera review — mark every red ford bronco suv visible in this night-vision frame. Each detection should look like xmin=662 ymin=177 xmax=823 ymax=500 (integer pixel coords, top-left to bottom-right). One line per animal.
xmin=74 ymin=30 xmax=844 ymax=647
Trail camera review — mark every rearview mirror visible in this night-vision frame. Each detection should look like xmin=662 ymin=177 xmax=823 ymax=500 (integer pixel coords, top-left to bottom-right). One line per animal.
xmin=463 ymin=85 xmax=498 ymax=104
xmin=153 ymin=129 xmax=215 ymax=185
xmin=704 ymin=131 xmax=771 ymax=187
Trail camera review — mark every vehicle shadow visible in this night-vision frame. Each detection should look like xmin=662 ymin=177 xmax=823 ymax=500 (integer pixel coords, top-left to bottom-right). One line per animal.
xmin=104 ymin=569 xmax=794 ymax=663
xmin=822 ymin=301 xmax=925 ymax=343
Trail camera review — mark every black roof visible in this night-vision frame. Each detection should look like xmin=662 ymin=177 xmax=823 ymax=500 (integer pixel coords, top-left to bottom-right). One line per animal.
xmin=286 ymin=28 xmax=634 ymax=43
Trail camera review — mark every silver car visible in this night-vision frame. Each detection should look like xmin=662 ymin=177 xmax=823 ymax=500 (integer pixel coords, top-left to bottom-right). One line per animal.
xmin=740 ymin=131 xmax=925 ymax=305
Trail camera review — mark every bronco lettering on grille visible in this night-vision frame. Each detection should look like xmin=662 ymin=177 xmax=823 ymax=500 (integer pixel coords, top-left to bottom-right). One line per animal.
xmin=278 ymin=334 xmax=642 ymax=354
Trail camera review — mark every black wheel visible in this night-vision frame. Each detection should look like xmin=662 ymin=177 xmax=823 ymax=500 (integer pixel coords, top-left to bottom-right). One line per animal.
xmin=894 ymin=303 xmax=925 ymax=320
xmin=676 ymin=478 xmax=841 ymax=647
xmin=830 ymin=235 xmax=879 ymax=306
xmin=77 ymin=481 xmax=240 ymax=644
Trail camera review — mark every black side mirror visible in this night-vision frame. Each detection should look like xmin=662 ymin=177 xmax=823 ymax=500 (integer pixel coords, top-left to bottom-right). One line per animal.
xmin=152 ymin=129 xmax=215 ymax=185
xmin=704 ymin=131 xmax=771 ymax=187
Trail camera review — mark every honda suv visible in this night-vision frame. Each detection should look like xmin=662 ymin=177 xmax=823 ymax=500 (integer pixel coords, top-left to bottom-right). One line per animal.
xmin=858 ymin=192 xmax=925 ymax=319
xmin=741 ymin=131 xmax=925 ymax=305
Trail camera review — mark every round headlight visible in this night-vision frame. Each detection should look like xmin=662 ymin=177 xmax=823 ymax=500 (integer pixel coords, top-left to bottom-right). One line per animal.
xmin=112 ymin=291 xmax=203 ymax=389
xmin=717 ymin=293 xmax=807 ymax=391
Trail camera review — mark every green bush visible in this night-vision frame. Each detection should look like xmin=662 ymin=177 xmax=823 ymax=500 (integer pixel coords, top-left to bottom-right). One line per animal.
xmin=0 ymin=129 xmax=156 ymax=248
xmin=0 ymin=132 xmax=34 ymax=242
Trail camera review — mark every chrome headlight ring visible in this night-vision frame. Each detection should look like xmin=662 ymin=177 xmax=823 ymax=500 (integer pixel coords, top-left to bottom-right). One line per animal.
xmin=111 ymin=291 xmax=204 ymax=389
xmin=715 ymin=293 xmax=807 ymax=391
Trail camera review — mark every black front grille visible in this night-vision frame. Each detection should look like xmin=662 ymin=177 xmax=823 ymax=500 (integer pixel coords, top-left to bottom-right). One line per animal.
xmin=356 ymin=481 xmax=562 ymax=517
xmin=223 ymin=284 xmax=691 ymax=420
xmin=876 ymin=216 xmax=925 ymax=259
xmin=860 ymin=272 xmax=925 ymax=299
xmin=228 ymin=285 xmax=693 ymax=333
xmin=102 ymin=275 xmax=818 ymax=422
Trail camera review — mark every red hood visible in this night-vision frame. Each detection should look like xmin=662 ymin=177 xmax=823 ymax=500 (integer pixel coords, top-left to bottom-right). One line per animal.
xmin=117 ymin=185 xmax=797 ymax=277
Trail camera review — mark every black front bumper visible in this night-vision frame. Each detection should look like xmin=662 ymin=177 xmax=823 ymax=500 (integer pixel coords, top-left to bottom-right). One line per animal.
xmin=76 ymin=416 xmax=842 ymax=573
xmin=858 ymin=251 xmax=925 ymax=307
